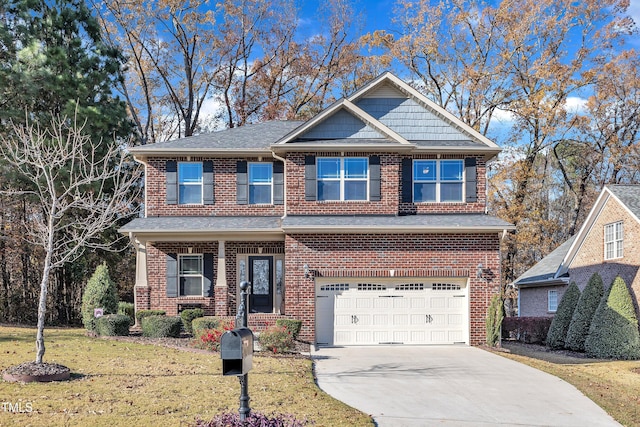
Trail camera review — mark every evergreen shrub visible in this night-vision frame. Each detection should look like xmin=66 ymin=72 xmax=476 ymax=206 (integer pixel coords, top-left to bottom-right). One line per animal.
xmin=95 ymin=314 xmax=131 ymax=336
xmin=118 ymin=302 xmax=135 ymax=325
xmin=486 ymin=294 xmax=504 ymax=347
xmin=135 ymin=310 xmax=166 ymax=324
xmin=275 ymin=319 xmax=303 ymax=339
xmin=180 ymin=308 xmax=205 ymax=334
xmin=192 ymin=316 xmax=222 ymax=339
xmin=142 ymin=315 xmax=182 ymax=338
xmin=546 ymin=282 xmax=581 ymax=349
xmin=81 ymin=263 xmax=118 ymax=331
xmin=584 ymin=276 xmax=640 ymax=360
xmin=259 ymin=325 xmax=295 ymax=353
xmin=566 ymin=273 xmax=604 ymax=351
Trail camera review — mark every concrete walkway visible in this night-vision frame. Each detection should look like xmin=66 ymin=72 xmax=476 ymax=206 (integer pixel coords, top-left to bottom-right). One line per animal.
xmin=313 ymin=346 xmax=620 ymax=427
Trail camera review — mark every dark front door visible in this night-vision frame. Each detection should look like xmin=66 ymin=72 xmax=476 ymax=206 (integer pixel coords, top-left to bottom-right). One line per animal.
xmin=249 ymin=256 xmax=273 ymax=313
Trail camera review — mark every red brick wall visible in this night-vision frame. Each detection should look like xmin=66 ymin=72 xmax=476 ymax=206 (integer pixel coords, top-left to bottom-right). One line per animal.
xmin=284 ymin=232 xmax=502 ymax=345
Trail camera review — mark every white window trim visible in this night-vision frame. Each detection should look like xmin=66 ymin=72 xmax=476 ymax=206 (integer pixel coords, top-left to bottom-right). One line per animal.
xmin=413 ymin=159 xmax=465 ymax=203
xmin=178 ymin=162 xmax=203 ymax=205
xmin=248 ymin=162 xmax=273 ymax=205
xmin=179 ymin=254 xmax=204 ymax=297
xmin=317 ymin=157 xmax=369 ymax=201
xmin=548 ymin=290 xmax=558 ymax=313
xmin=604 ymin=221 xmax=623 ymax=260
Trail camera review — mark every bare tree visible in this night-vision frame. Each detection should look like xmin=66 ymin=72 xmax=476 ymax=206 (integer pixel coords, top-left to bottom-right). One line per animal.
xmin=0 ymin=113 xmax=141 ymax=364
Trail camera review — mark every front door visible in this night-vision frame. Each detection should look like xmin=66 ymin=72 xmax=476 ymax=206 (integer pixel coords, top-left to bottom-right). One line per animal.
xmin=249 ymin=256 xmax=273 ymax=313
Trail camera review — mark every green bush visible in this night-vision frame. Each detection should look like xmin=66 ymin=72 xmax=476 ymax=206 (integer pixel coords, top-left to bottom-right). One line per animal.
xmin=501 ymin=316 xmax=552 ymax=344
xmin=486 ymin=294 xmax=504 ymax=347
xmin=95 ymin=314 xmax=131 ymax=336
xmin=192 ymin=316 xmax=222 ymax=339
xmin=118 ymin=302 xmax=135 ymax=325
xmin=135 ymin=309 xmax=166 ymax=324
xmin=275 ymin=319 xmax=302 ymax=340
xmin=566 ymin=273 xmax=604 ymax=351
xmin=584 ymin=276 xmax=640 ymax=360
xmin=192 ymin=320 xmax=235 ymax=352
xmin=259 ymin=325 xmax=295 ymax=353
xmin=141 ymin=315 xmax=182 ymax=338
xmin=81 ymin=263 xmax=119 ymax=331
xmin=546 ymin=283 xmax=581 ymax=349
xmin=181 ymin=308 xmax=205 ymax=335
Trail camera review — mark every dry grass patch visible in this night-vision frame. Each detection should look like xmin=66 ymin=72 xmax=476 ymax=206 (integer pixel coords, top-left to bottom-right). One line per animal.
xmin=0 ymin=326 xmax=373 ymax=426
xmin=495 ymin=342 xmax=640 ymax=427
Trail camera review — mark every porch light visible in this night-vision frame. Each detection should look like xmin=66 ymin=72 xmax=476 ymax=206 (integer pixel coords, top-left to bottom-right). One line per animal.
xmin=303 ymin=264 xmax=310 ymax=279
xmin=477 ymin=263 xmax=483 ymax=279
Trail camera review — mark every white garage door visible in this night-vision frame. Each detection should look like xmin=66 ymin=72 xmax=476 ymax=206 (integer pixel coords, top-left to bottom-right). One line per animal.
xmin=316 ymin=280 xmax=468 ymax=346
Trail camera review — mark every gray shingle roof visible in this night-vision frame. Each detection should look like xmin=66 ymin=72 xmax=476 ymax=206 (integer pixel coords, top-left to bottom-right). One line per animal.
xmin=513 ymin=235 xmax=576 ymax=287
xmin=119 ymin=216 xmax=282 ymax=233
xmin=607 ymin=185 xmax=640 ymax=220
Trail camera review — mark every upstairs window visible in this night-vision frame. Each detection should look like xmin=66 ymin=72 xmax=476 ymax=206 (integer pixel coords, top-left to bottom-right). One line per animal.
xmin=249 ymin=163 xmax=273 ymax=204
xmin=178 ymin=162 xmax=203 ymax=204
xmin=413 ymin=159 xmax=464 ymax=202
xmin=604 ymin=221 xmax=623 ymax=260
xmin=317 ymin=157 xmax=368 ymax=201
xmin=179 ymin=255 xmax=203 ymax=296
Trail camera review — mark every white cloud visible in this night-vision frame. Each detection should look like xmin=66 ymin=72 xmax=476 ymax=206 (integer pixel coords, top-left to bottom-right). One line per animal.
xmin=629 ymin=0 xmax=640 ymax=28
xmin=564 ymin=96 xmax=587 ymax=114
xmin=197 ymin=97 xmax=226 ymax=133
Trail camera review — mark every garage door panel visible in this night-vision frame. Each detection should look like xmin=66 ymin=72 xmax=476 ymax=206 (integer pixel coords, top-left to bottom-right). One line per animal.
xmin=448 ymin=297 xmax=464 ymax=309
xmin=374 ymin=298 xmax=391 ymax=309
xmin=430 ymin=297 xmax=446 ymax=309
xmin=448 ymin=314 xmax=463 ymax=325
xmin=411 ymin=298 xmax=426 ymax=309
xmin=373 ymin=314 xmax=389 ymax=325
xmin=393 ymin=298 xmax=409 ymax=309
xmin=393 ymin=314 xmax=409 ymax=325
xmin=430 ymin=330 xmax=446 ymax=342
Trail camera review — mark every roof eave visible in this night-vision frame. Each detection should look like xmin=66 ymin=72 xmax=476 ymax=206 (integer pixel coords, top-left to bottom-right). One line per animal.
xmin=130 ymin=148 xmax=273 ymax=160
xmin=119 ymin=229 xmax=285 ymax=242
xmin=515 ymin=277 xmax=569 ymax=288
xmin=281 ymin=225 xmax=515 ymax=234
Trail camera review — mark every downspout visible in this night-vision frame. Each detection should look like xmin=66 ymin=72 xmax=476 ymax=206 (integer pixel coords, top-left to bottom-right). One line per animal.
xmin=271 ymin=151 xmax=287 ymax=220
xmin=132 ymin=155 xmax=148 ymax=218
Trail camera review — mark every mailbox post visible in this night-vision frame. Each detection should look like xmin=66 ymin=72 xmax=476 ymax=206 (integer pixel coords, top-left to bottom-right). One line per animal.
xmin=220 ymin=281 xmax=253 ymax=421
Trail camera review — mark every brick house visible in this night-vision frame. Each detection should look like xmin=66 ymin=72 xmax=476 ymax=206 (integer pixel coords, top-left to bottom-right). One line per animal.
xmin=515 ymin=185 xmax=640 ymax=320
xmin=120 ymin=72 xmax=514 ymax=346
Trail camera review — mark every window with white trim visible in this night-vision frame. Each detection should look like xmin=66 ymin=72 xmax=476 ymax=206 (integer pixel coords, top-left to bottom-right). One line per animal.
xmin=178 ymin=162 xmax=203 ymax=204
xmin=548 ymin=290 xmax=558 ymax=313
xmin=604 ymin=221 xmax=623 ymax=260
xmin=317 ymin=157 xmax=368 ymax=201
xmin=249 ymin=162 xmax=273 ymax=204
xmin=179 ymin=255 xmax=203 ymax=296
xmin=413 ymin=159 xmax=464 ymax=202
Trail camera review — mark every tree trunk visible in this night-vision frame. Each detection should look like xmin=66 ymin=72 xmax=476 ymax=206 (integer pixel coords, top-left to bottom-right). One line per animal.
xmin=35 ymin=268 xmax=49 ymax=364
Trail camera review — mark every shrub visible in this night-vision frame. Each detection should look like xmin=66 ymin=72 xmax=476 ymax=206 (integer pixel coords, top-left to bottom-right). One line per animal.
xmin=141 ymin=315 xmax=182 ymax=338
xmin=135 ymin=309 xmax=166 ymax=324
xmin=180 ymin=308 xmax=205 ymax=335
xmin=192 ymin=316 xmax=222 ymax=339
xmin=95 ymin=314 xmax=131 ymax=336
xmin=193 ymin=320 xmax=235 ymax=352
xmin=584 ymin=276 xmax=640 ymax=360
xmin=546 ymin=283 xmax=581 ymax=350
xmin=259 ymin=325 xmax=295 ymax=353
xmin=81 ymin=263 xmax=119 ymax=332
xmin=501 ymin=316 xmax=552 ymax=344
xmin=275 ymin=319 xmax=303 ymax=340
xmin=194 ymin=411 xmax=307 ymax=427
xmin=486 ymin=294 xmax=504 ymax=347
xmin=566 ymin=273 xmax=604 ymax=351
xmin=118 ymin=302 xmax=135 ymax=325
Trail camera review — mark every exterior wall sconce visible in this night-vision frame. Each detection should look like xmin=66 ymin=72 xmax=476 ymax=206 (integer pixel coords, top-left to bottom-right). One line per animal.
xmin=477 ymin=263 xmax=484 ymax=279
xmin=303 ymin=264 xmax=310 ymax=279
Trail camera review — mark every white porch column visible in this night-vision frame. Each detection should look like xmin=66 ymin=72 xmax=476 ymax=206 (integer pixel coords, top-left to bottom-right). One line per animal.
xmin=215 ymin=240 xmax=229 ymax=316
xmin=216 ymin=240 xmax=227 ymax=287
xmin=133 ymin=239 xmax=148 ymax=326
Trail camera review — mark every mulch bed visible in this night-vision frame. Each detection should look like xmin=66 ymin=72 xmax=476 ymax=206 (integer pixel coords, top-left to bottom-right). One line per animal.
xmin=3 ymin=361 xmax=71 ymax=383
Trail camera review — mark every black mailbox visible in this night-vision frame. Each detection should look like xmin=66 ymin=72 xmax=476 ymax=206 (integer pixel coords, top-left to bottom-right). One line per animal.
xmin=220 ymin=327 xmax=253 ymax=376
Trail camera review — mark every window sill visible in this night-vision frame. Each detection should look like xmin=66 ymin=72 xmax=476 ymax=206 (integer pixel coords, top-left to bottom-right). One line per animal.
xmin=316 ymin=200 xmax=371 ymax=203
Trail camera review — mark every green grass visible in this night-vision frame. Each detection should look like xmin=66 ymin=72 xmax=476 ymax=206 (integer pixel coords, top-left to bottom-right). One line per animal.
xmin=495 ymin=342 xmax=640 ymax=427
xmin=0 ymin=326 xmax=373 ymax=426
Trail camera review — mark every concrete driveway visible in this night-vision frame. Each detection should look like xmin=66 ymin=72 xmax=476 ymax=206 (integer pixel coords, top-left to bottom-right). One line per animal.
xmin=313 ymin=346 xmax=620 ymax=427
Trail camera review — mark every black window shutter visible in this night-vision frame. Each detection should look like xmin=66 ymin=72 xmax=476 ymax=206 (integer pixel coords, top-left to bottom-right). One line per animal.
xmin=401 ymin=158 xmax=413 ymax=203
xmin=166 ymin=253 xmax=178 ymax=297
xmin=465 ymin=157 xmax=477 ymax=203
xmin=203 ymin=253 xmax=214 ymax=297
xmin=166 ymin=160 xmax=177 ymax=205
xmin=273 ymin=161 xmax=284 ymax=205
xmin=304 ymin=155 xmax=316 ymax=201
xmin=236 ymin=160 xmax=248 ymax=205
xmin=203 ymin=160 xmax=214 ymax=205
xmin=369 ymin=155 xmax=381 ymax=201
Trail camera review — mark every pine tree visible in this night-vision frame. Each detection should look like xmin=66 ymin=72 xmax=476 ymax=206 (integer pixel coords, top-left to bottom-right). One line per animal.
xmin=82 ymin=263 xmax=119 ymax=332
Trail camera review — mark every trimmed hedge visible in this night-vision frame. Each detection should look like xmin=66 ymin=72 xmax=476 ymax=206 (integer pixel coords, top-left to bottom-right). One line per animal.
xmin=259 ymin=325 xmax=295 ymax=353
xmin=275 ymin=319 xmax=302 ymax=340
xmin=566 ymin=273 xmax=604 ymax=351
xmin=502 ymin=316 xmax=552 ymax=344
xmin=81 ymin=263 xmax=118 ymax=331
xmin=584 ymin=276 xmax=640 ymax=360
xmin=546 ymin=283 xmax=581 ymax=350
xmin=181 ymin=308 xmax=205 ymax=335
xmin=118 ymin=302 xmax=135 ymax=326
xmin=192 ymin=316 xmax=222 ymax=339
xmin=136 ymin=309 xmax=166 ymax=324
xmin=142 ymin=315 xmax=182 ymax=338
xmin=95 ymin=314 xmax=131 ymax=336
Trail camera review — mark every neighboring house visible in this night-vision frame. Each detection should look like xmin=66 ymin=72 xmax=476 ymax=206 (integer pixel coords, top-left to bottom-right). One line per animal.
xmin=515 ymin=185 xmax=640 ymax=319
xmin=120 ymin=72 xmax=514 ymax=347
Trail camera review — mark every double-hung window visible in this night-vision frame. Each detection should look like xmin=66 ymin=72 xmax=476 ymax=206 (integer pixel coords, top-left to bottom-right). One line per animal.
xmin=317 ymin=157 xmax=368 ymax=201
xmin=604 ymin=221 xmax=623 ymax=260
xmin=178 ymin=162 xmax=203 ymax=204
xmin=413 ymin=159 xmax=464 ymax=202
xmin=179 ymin=255 xmax=203 ymax=296
xmin=548 ymin=290 xmax=558 ymax=312
xmin=249 ymin=163 xmax=273 ymax=204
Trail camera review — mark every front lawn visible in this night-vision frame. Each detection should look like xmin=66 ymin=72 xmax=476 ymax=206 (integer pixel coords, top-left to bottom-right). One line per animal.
xmin=0 ymin=326 xmax=373 ymax=426
xmin=495 ymin=342 xmax=640 ymax=427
